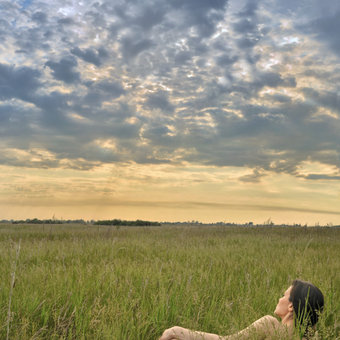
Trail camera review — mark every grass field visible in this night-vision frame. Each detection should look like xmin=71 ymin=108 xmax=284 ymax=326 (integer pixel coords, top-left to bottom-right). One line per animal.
xmin=0 ymin=224 xmax=339 ymax=339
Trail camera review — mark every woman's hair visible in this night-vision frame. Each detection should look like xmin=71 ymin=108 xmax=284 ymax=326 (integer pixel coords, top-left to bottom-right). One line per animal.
xmin=289 ymin=279 xmax=324 ymax=331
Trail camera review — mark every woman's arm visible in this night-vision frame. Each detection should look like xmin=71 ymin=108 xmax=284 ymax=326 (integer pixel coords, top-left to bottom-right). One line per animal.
xmin=159 ymin=315 xmax=283 ymax=340
xmin=159 ymin=326 xmax=227 ymax=340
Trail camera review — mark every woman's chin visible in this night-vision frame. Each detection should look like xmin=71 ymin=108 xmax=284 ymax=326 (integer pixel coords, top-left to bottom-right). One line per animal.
xmin=274 ymin=310 xmax=281 ymax=319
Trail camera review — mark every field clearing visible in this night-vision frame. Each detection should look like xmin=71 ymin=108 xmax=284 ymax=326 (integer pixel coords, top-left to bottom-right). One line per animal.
xmin=0 ymin=224 xmax=339 ymax=339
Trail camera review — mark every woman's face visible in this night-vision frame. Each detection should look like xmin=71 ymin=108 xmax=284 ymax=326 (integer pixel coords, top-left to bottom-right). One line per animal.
xmin=274 ymin=286 xmax=293 ymax=319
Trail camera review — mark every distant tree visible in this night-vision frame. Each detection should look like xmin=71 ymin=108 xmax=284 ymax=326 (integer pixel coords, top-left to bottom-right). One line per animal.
xmin=94 ymin=219 xmax=161 ymax=226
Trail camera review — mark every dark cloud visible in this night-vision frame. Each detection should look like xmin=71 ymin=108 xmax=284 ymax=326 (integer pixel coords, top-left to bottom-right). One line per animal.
xmin=32 ymin=11 xmax=47 ymax=23
xmin=71 ymin=46 xmax=108 ymax=67
xmin=239 ymin=169 xmax=265 ymax=183
xmin=299 ymin=10 xmax=340 ymax=58
xmin=174 ymin=51 xmax=193 ymax=65
xmin=130 ymin=6 xmax=166 ymax=31
xmin=0 ymin=63 xmax=41 ymax=101
xmin=174 ymin=0 xmax=227 ymax=10
xmin=18 ymin=33 xmax=49 ymax=53
xmin=236 ymin=0 xmax=258 ymax=18
xmin=215 ymin=54 xmax=238 ymax=67
xmin=0 ymin=102 xmax=41 ymax=150
xmin=145 ymin=91 xmax=174 ymax=113
xmin=253 ymin=71 xmax=284 ymax=88
xmin=35 ymin=91 xmax=69 ymax=111
xmin=274 ymin=1 xmax=340 ymax=59
xmin=265 ymin=94 xmax=292 ymax=103
xmin=0 ymin=106 xmax=10 ymax=123
xmin=303 ymin=174 xmax=340 ymax=181
xmin=57 ymin=17 xmax=75 ymax=25
xmin=120 ymin=35 xmax=154 ymax=60
xmin=84 ymin=80 xmax=125 ymax=105
xmin=302 ymin=87 xmax=340 ymax=114
xmin=45 ymin=56 xmax=81 ymax=84
xmin=248 ymin=72 xmax=295 ymax=93
xmin=233 ymin=1 xmax=264 ymax=49
xmin=168 ymin=0 xmax=228 ymax=37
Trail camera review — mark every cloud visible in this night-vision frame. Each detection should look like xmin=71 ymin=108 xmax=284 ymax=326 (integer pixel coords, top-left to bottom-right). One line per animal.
xmin=239 ymin=169 xmax=265 ymax=183
xmin=169 ymin=0 xmax=228 ymax=37
xmin=303 ymin=174 xmax=340 ymax=181
xmin=120 ymin=35 xmax=154 ymax=60
xmin=57 ymin=17 xmax=75 ymax=25
xmin=45 ymin=56 xmax=81 ymax=84
xmin=301 ymin=87 xmax=340 ymax=115
xmin=233 ymin=1 xmax=264 ymax=49
xmin=145 ymin=90 xmax=174 ymax=113
xmin=300 ymin=10 xmax=340 ymax=58
xmin=71 ymin=46 xmax=108 ymax=67
xmin=32 ymin=11 xmax=48 ymax=24
xmin=128 ymin=5 xmax=166 ymax=31
xmin=0 ymin=0 xmax=339 ymax=179
xmin=83 ymin=80 xmax=125 ymax=105
xmin=0 ymin=63 xmax=41 ymax=101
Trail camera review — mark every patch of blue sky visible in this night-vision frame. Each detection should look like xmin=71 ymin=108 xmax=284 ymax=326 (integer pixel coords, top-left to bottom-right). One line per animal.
xmin=21 ymin=0 xmax=33 ymax=9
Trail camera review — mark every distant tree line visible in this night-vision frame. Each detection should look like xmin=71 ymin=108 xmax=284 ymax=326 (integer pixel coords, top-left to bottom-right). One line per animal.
xmin=8 ymin=218 xmax=87 ymax=224
xmin=0 ymin=218 xmax=161 ymax=226
xmin=0 ymin=219 xmax=338 ymax=228
xmin=94 ymin=219 xmax=161 ymax=226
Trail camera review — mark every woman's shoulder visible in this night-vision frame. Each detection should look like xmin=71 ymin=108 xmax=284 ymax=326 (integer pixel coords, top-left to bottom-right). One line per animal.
xmin=255 ymin=315 xmax=281 ymax=326
xmin=253 ymin=315 xmax=293 ymax=339
xmin=260 ymin=315 xmax=279 ymax=322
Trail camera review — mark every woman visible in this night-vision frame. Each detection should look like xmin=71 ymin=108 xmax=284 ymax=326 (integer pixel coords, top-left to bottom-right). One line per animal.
xmin=159 ymin=279 xmax=324 ymax=340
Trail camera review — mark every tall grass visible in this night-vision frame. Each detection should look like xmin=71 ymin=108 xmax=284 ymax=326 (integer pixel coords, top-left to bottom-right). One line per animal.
xmin=0 ymin=224 xmax=339 ymax=339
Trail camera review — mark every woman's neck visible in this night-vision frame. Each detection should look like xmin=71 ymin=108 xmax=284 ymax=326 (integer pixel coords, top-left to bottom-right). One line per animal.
xmin=281 ymin=313 xmax=295 ymax=332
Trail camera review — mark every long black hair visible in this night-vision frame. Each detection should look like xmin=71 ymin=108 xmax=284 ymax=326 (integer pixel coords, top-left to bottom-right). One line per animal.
xmin=289 ymin=279 xmax=324 ymax=336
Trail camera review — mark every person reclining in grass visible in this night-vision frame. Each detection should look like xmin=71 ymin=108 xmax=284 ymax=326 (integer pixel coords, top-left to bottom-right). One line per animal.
xmin=159 ymin=279 xmax=324 ymax=340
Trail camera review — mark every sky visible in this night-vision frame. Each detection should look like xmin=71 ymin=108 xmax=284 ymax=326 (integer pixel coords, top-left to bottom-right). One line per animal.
xmin=0 ymin=0 xmax=340 ymax=224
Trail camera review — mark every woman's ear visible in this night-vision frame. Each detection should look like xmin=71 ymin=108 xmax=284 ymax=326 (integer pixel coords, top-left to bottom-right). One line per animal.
xmin=288 ymin=302 xmax=294 ymax=313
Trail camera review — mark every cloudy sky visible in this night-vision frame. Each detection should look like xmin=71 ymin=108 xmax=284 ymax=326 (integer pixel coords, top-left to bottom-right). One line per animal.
xmin=0 ymin=0 xmax=339 ymax=224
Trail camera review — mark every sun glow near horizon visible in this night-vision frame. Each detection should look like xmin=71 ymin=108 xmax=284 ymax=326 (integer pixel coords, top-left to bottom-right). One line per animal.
xmin=1 ymin=162 xmax=339 ymax=225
